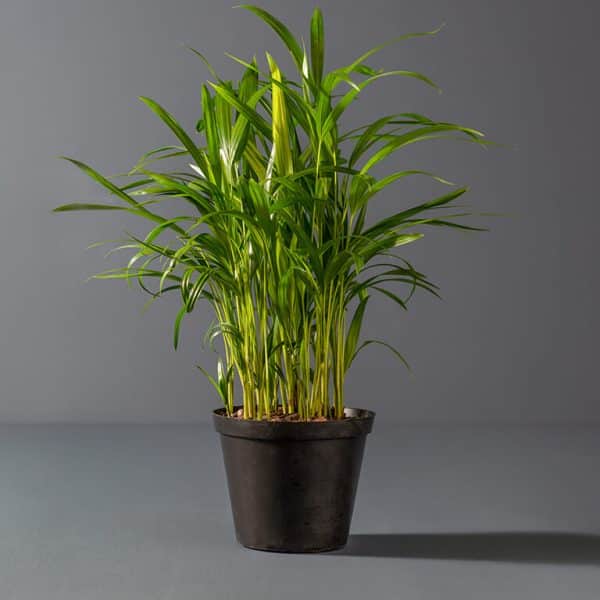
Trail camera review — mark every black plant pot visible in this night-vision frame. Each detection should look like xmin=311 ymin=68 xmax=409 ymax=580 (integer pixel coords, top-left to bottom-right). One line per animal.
xmin=213 ymin=407 xmax=375 ymax=553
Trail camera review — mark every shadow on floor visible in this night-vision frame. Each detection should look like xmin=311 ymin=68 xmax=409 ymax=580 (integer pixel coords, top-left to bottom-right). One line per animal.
xmin=334 ymin=532 xmax=600 ymax=565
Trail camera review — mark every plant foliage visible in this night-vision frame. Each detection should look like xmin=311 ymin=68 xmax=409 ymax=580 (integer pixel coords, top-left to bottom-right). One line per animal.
xmin=55 ymin=6 xmax=486 ymax=420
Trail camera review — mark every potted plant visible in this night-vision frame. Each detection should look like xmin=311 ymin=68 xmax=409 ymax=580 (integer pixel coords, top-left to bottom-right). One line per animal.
xmin=55 ymin=5 xmax=486 ymax=552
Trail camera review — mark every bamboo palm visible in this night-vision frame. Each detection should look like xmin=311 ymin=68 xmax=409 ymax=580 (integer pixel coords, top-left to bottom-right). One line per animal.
xmin=55 ymin=6 xmax=486 ymax=420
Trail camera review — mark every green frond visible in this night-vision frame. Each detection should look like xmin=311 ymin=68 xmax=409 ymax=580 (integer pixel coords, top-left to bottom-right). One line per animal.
xmin=55 ymin=6 xmax=488 ymax=420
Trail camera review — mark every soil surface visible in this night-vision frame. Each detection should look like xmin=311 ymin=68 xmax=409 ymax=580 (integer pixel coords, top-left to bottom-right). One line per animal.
xmin=229 ymin=408 xmax=348 ymax=422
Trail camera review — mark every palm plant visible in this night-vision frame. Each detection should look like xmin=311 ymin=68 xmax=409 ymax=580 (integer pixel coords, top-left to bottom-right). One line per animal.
xmin=55 ymin=5 xmax=485 ymax=421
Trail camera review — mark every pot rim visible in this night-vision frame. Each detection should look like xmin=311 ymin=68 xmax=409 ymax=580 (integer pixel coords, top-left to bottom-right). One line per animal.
xmin=212 ymin=406 xmax=375 ymax=441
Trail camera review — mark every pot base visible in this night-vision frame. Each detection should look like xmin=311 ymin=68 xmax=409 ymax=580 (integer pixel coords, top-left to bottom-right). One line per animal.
xmin=240 ymin=542 xmax=345 ymax=554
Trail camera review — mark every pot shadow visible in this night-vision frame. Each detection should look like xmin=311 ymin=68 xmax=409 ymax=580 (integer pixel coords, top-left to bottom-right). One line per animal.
xmin=334 ymin=532 xmax=600 ymax=565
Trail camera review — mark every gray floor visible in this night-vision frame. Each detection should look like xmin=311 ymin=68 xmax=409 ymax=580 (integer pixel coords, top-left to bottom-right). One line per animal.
xmin=0 ymin=424 xmax=598 ymax=599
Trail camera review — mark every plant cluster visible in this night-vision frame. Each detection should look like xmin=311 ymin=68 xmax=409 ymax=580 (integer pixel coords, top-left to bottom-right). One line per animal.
xmin=55 ymin=6 xmax=485 ymax=420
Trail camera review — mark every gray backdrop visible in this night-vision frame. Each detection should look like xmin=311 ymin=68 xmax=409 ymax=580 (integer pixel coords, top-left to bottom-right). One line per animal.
xmin=1 ymin=0 xmax=597 ymax=423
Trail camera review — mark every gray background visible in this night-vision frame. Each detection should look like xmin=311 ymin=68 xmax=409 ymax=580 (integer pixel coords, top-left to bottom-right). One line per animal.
xmin=1 ymin=3 xmax=600 ymax=598
xmin=1 ymin=0 xmax=598 ymax=423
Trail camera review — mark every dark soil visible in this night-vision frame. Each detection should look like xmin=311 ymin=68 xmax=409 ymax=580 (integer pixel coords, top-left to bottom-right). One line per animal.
xmin=229 ymin=407 xmax=348 ymax=422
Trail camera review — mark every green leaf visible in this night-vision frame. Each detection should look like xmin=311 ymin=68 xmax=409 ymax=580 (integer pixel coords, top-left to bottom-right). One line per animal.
xmin=267 ymin=53 xmax=293 ymax=176
xmin=201 ymin=85 xmax=220 ymax=167
xmin=372 ymin=286 xmax=408 ymax=310
xmin=322 ymin=71 xmax=441 ymax=140
xmin=237 ymin=5 xmax=304 ymax=69
xmin=360 ymin=125 xmax=481 ymax=174
xmin=337 ymin=25 xmax=444 ymax=83
xmin=310 ymin=7 xmax=325 ymax=84
xmin=363 ymin=187 xmax=468 ymax=239
xmin=53 ymin=203 xmax=127 ymax=212
xmin=197 ymin=363 xmax=227 ymax=405
xmin=173 ymin=304 xmax=187 ymax=350
xmin=207 ymin=82 xmax=272 ymax=139
xmin=59 ymin=157 xmax=184 ymax=232
xmin=352 ymin=339 xmax=411 ymax=370
xmin=186 ymin=46 xmax=219 ymax=80
xmin=344 ymin=296 xmax=369 ymax=371
xmin=138 ymin=96 xmax=211 ymax=179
